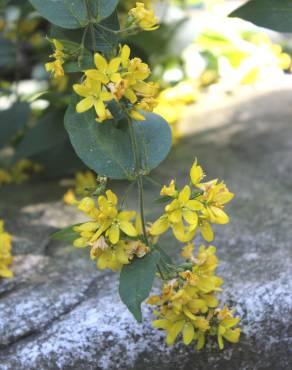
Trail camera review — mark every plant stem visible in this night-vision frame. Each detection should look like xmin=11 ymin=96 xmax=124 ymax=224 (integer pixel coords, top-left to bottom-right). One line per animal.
xmin=95 ymin=23 xmax=138 ymax=36
xmin=85 ymin=0 xmax=96 ymax=52
xmin=126 ymin=115 xmax=148 ymax=244
xmin=156 ymin=263 xmax=166 ymax=280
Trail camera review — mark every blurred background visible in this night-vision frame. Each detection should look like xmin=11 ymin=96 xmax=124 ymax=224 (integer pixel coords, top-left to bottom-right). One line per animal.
xmin=0 ymin=0 xmax=292 ymax=185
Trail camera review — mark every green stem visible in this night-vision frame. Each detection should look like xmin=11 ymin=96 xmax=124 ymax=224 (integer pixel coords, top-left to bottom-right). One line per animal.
xmin=157 ymin=263 xmax=166 ymax=280
xmin=120 ymin=180 xmax=136 ymax=209
xmin=126 ymin=115 xmax=148 ymax=244
xmin=85 ymin=0 xmax=96 ymax=52
xmin=95 ymin=23 xmax=138 ymax=36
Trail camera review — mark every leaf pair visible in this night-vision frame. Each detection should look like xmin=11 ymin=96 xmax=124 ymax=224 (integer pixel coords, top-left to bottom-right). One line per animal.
xmin=64 ymin=96 xmax=172 ymax=180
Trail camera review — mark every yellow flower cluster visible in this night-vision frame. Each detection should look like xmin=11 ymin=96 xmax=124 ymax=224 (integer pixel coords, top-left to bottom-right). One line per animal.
xmin=63 ymin=171 xmax=98 ymax=205
xmin=154 ymin=81 xmax=198 ymax=142
xmin=0 ymin=159 xmax=42 ymax=187
xmin=150 ymin=161 xmax=234 ymax=242
xmin=129 ymin=2 xmax=159 ymax=31
xmin=72 ymin=190 xmax=150 ymax=271
xmin=0 ymin=220 xmax=13 ymax=278
xmin=148 ymin=244 xmax=240 ymax=349
xmin=73 ymin=44 xmax=159 ymax=122
xmin=45 ymin=39 xmax=65 ymax=78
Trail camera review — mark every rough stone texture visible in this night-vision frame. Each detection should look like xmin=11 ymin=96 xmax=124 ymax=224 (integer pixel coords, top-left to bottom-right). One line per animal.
xmin=0 ymin=81 xmax=292 ymax=369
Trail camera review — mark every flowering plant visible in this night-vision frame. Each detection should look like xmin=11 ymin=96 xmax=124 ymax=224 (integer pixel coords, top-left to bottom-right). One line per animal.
xmin=1 ymin=0 xmax=243 ymax=351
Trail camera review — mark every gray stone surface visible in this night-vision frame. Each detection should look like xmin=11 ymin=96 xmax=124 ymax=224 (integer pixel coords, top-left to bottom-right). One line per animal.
xmin=0 ymin=82 xmax=292 ymax=369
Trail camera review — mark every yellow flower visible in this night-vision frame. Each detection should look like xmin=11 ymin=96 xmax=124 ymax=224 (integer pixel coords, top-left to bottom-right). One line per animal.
xmin=197 ymin=180 xmax=234 ymax=224
xmin=63 ymin=189 xmax=78 ymax=205
xmin=73 ymin=78 xmax=113 ymax=122
xmin=130 ymin=97 xmax=158 ymax=120
xmin=129 ymin=2 xmax=159 ymax=31
xmin=9 ymin=159 xmax=42 ymax=184
xmin=0 ymin=220 xmax=13 ymax=278
xmin=85 ymin=52 xmax=121 ymax=84
xmin=160 ymin=179 xmax=177 ymax=198
xmin=150 ymin=185 xmax=203 ymax=242
xmin=217 ymin=315 xmax=241 ymax=350
xmin=75 ymin=191 xmax=138 ymax=245
xmin=190 ymin=160 xmax=205 ymax=185
xmin=45 ymin=39 xmax=65 ymax=78
xmin=181 ymin=243 xmax=194 ymax=258
xmin=75 ymin=171 xmax=97 ymax=196
xmin=148 ymin=245 xmax=240 ymax=349
xmin=45 ymin=59 xmax=64 ymax=78
xmin=0 ymin=169 xmax=12 ymax=186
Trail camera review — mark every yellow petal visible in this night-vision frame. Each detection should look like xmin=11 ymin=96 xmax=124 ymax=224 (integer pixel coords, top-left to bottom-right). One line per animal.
xmin=108 ymin=224 xmax=120 ymax=244
xmin=119 ymin=221 xmax=138 ymax=237
xmin=210 ymin=206 xmax=229 ymax=224
xmin=109 ymin=57 xmax=121 ymax=73
xmin=166 ymin=320 xmax=185 ymax=345
xmin=186 ymin=199 xmax=203 ymax=211
xmin=94 ymin=52 xmax=108 ymax=71
xmin=200 ymin=222 xmax=214 ymax=242
xmin=223 ymin=328 xmax=241 ymax=343
xmin=213 ymin=191 xmax=234 ymax=205
xmin=178 ymin=185 xmax=191 ymax=204
xmin=85 ymin=70 xmax=109 ymax=84
xmin=116 ymin=243 xmax=129 ymax=264
xmin=218 ymin=334 xmax=224 ymax=350
xmin=182 ymin=323 xmax=195 ymax=345
xmin=73 ymin=237 xmax=88 ymax=248
xmin=78 ymin=197 xmax=95 ymax=213
xmin=150 ymin=216 xmax=169 ymax=235
xmin=130 ymin=109 xmax=145 ymax=121
xmin=0 ymin=264 xmax=13 ymax=278
xmin=101 ymin=91 xmax=113 ymax=101
xmin=94 ymin=100 xmax=106 ymax=119
xmin=118 ymin=210 xmax=136 ymax=221
xmin=106 ymin=190 xmax=118 ymax=205
xmin=152 ymin=319 xmax=171 ymax=330
xmin=221 ymin=317 xmax=240 ymax=328
xmin=196 ymin=332 xmax=206 ymax=350
xmin=76 ymin=97 xmax=94 ymax=113
xmin=121 ymin=44 xmax=131 ymax=66
xmin=168 ymin=209 xmax=182 ymax=224
xmin=183 ymin=210 xmax=198 ymax=226
xmin=172 ymin=222 xmax=195 ymax=242
xmin=124 ymin=88 xmax=137 ymax=103
xmin=73 ymin=83 xmax=91 ymax=98
xmin=190 ymin=162 xmax=204 ymax=185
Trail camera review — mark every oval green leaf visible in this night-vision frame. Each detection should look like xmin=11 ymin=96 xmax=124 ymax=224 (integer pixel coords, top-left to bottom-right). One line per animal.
xmin=64 ymin=95 xmax=172 ymax=180
xmin=30 ymin=0 xmax=118 ymax=29
xmin=229 ymin=0 xmax=292 ymax=33
xmin=119 ymin=251 xmax=160 ymax=322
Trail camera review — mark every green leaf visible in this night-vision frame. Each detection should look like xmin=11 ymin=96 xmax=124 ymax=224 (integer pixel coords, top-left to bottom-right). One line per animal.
xmin=97 ymin=0 xmax=118 ymax=21
xmin=156 ymin=245 xmax=173 ymax=265
xmin=51 ymin=224 xmax=81 ymax=243
xmin=14 ymin=111 xmax=67 ymax=160
xmin=29 ymin=0 xmax=118 ymax=29
xmin=50 ymin=11 xmax=120 ymax=54
xmin=229 ymin=0 xmax=292 ymax=33
xmin=0 ymin=103 xmax=30 ymax=149
xmin=29 ymin=0 xmax=87 ymax=29
xmin=64 ymin=95 xmax=172 ymax=180
xmin=119 ymin=251 xmax=160 ymax=322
